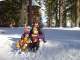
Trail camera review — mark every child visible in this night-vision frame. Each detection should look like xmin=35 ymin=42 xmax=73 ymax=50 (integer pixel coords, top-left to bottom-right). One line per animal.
xmin=29 ymin=27 xmax=40 ymax=52
xmin=29 ymin=22 xmax=46 ymax=52
xmin=16 ymin=25 xmax=31 ymax=52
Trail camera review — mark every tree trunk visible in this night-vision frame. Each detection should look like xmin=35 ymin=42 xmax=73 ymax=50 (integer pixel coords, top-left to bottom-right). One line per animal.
xmin=20 ymin=4 xmax=25 ymax=26
xmin=19 ymin=0 xmax=27 ymax=26
xmin=55 ymin=0 xmax=59 ymax=27
xmin=28 ymin=0 xmax=32 ymax=26
xmin=76 ymin=0 xmax=80 ymax=27
xmin=59 ymin=0 xmax=64 ymax=27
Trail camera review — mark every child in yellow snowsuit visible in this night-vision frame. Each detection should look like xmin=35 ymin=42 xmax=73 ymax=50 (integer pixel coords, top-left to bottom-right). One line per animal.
xmin=16 ymin=25 xmax=31 ymax=52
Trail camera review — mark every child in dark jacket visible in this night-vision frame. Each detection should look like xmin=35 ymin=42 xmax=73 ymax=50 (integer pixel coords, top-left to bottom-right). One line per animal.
xmin=29 ymin=25 xmax=46 ymax=52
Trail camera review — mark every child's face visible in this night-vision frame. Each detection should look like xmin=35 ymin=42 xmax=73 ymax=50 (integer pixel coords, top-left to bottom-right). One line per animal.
xmin=24 ymin=26 xmax=30 ymax=32
xmin=33 ymin=27 xmax=38 ymax=34
xmin=34 ymin=23 xmax=39 ymax=27
xmin=26 ymin=28 xmax=30 ymax=32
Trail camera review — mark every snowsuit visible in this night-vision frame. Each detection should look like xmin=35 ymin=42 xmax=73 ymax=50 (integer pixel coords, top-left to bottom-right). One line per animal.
xmin=16 ymin=28 xmax=30 ymax=52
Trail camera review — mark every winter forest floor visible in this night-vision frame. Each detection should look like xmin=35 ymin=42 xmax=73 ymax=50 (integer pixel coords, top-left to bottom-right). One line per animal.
xmin=0 ymin=27 xmax=80 ymax=60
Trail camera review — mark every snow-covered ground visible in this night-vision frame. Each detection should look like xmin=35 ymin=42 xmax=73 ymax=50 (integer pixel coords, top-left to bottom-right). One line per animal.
xmin=43 ymin=27 xmax=80 ymax=31
xmin=0 ymin=27 xmax=80 ymax=60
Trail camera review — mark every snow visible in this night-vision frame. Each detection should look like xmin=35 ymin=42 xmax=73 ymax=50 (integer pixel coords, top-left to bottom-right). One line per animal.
xmin=43 ymin=27 xmax=80 ymax=31
xmin=0 ymin=0 xmax=4 ymax=1
xmin=0 ymin=27 xmax=80 ymax=60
